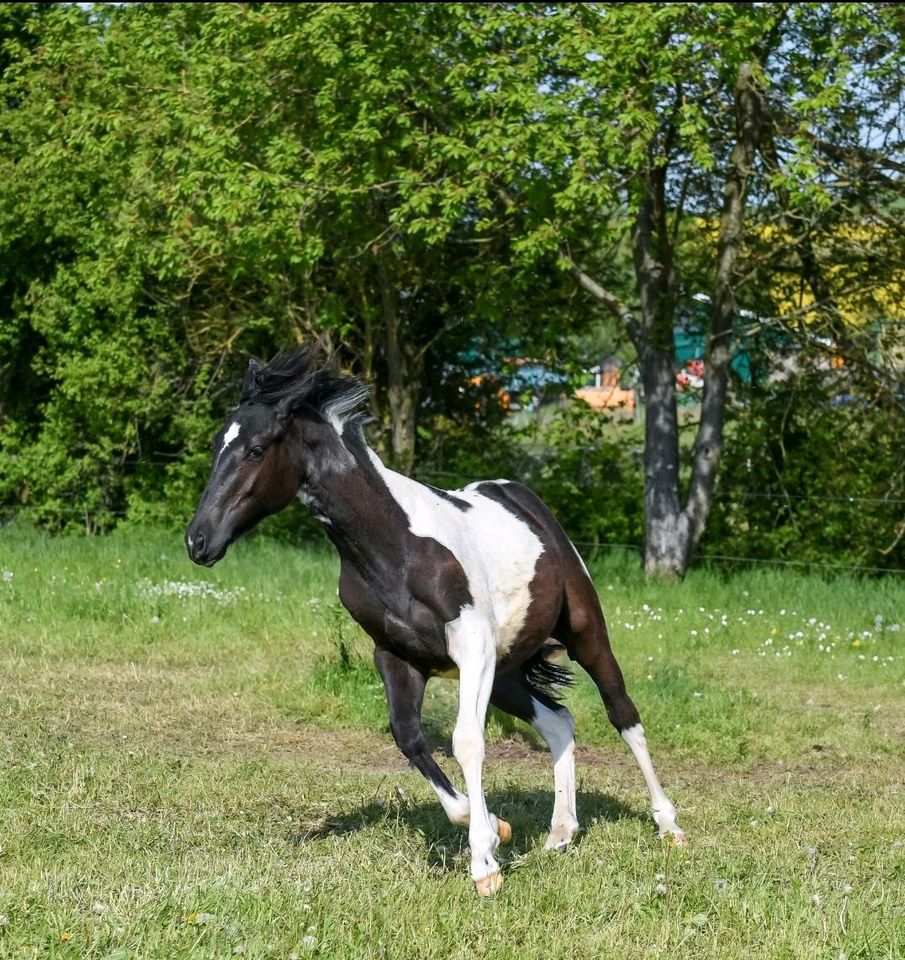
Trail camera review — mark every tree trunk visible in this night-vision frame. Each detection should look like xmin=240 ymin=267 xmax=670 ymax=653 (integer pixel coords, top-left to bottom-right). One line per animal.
xmin=631 ymin=176 xmax=688 ymax=577
xmin=683 ymin=62 xmax=761 ymax=551
xmin=379 ymin=269 xmax=418 ymax=474
xmin=640 ymin=346 xmax=690 ymax=577
xmin=568 ymin=61 xmax=762 ymax=577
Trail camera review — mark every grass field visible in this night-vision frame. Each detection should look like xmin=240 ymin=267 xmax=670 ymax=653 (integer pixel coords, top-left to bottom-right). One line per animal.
xmin=1 ymin=523 xmax=903 ymax=959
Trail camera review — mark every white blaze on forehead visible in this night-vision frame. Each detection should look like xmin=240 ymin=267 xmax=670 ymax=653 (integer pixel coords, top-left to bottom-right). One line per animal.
xmin=219 ymin=421 xmax=241 ymax=458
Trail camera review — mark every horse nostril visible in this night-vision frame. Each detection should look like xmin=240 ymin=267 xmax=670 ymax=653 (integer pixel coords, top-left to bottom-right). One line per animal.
xmin=186 ymin=529 xmax=206 ymax=561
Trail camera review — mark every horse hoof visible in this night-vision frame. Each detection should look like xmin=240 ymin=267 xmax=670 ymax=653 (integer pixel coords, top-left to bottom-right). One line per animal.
xmin=661 ymin=830 xmax=688 ymax=846
xmin=496 ymin=818 xmax=512 ymax=845
xmin=544 ymin=837 xmax=572 ymax=853
xmin=544 ymin=827 xmax=577 ymax=852
xmin=474 ymin=871 xmax=503 ymax=897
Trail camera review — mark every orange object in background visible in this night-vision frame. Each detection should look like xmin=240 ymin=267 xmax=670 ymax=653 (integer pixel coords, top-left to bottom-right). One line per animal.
xmin=575 ymin=363 xmax=636 ymax=413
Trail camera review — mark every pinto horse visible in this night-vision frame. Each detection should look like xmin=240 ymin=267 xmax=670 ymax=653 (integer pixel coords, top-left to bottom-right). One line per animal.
xmin=186 ymin=346 xmax=685 ymax=895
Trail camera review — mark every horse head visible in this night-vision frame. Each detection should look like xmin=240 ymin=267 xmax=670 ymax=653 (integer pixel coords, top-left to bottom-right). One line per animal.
xmin=185 ymin=346 xmax=368 ymax=566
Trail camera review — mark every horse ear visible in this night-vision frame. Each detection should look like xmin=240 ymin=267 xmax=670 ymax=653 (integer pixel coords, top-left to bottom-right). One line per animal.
xmin=241 ymin=358 xmax=262 ymax=401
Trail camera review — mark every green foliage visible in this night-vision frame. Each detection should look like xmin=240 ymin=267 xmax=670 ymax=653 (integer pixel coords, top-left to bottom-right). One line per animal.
xmin=514 ymin=402 xmax=645 ymax=551
xmin=706 ymin=368 xmax=905 ymax=570
xmin=0 ymin=3 xmax=902 ymax=572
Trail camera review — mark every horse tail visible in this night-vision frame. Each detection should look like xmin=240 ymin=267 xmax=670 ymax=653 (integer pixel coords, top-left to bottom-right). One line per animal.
xmin=520 ymin=642 xmax=574 ymax=702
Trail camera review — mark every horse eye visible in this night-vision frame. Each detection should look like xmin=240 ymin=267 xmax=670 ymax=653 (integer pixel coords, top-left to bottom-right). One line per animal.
xmin=246 ymin=446 xmax=265 ymax=462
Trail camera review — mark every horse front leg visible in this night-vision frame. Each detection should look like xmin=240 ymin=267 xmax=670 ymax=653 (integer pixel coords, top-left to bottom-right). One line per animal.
xmin=373 ymin=648 xmax=512 ymax=843
xmin=446 ymin=609 xmax=502 ymax=896
xmin=373 ymin=648 xmax=468 ymax=822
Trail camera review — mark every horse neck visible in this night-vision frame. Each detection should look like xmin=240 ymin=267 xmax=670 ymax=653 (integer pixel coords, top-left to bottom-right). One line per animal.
xmin=302 ymin=425 xmax=411 ymax=566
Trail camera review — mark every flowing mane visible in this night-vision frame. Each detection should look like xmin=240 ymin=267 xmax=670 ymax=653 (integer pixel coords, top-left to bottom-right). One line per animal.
xmin=240 ymin=345 xmax=370 ymax=430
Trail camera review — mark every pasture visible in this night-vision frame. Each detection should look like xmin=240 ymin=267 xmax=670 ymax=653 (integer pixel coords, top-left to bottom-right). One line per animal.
xmin=0 ymin=524 xmax=903 ymax=959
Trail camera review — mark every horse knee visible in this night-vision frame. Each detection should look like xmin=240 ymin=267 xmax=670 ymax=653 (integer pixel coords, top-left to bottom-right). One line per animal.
xmin=390 ymin=720 xmax=423 ymax=759
xmin=452 ymin=725 xmax=484 ymax=768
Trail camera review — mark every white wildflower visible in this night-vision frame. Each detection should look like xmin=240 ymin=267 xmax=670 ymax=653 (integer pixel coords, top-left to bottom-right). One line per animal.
xmin=139 ymin=579 xmax=247 ymax=604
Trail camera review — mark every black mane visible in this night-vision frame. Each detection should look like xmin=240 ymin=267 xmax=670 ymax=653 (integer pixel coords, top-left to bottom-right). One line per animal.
xmin=241 ymin=344 xmax=370 ymax=427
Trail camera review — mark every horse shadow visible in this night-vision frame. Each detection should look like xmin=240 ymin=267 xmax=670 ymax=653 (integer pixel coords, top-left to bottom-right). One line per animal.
xmin=288 ymin=781 xmax=649 ymax=869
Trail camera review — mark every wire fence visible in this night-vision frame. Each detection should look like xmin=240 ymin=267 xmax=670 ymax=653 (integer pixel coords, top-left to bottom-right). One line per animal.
xmin=2 ymin=497 xmax=903 ymax=576
xmin=566 ymin=540 xmax=905 ymax=576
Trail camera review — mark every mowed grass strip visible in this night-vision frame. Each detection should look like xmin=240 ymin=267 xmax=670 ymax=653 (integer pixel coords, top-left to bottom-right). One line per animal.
xmin=0 ymin=524 xmax=903 ymax=959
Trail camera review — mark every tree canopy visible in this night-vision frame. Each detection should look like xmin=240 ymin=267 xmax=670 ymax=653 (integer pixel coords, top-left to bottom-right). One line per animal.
xmin=1 ymin=3 xmax=902 ymax=571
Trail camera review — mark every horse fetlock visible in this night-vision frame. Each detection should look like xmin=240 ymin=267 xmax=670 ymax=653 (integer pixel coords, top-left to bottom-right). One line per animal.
xmin=653 ymin=803 xmax=681 ymax=835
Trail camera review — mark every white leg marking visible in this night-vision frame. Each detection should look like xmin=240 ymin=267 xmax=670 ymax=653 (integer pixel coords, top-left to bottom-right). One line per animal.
xmin=621 ymin=723 xmax=686 ymax=842
xmin=432 ymin=783 xmax=470 ymax=827
xmin=447 ymin=608 xmax=501 ymax=893
xmin=429 ymin=782 xmax=509 ymax=843
xmin=531 ymin=700 xmax=579 ymax=851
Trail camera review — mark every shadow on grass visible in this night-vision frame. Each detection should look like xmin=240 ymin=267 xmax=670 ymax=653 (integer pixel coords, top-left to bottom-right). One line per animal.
xmin=288 ymin=785 xmax=648 ymax=868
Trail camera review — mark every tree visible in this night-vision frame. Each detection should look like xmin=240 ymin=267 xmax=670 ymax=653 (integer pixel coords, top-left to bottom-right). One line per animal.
xmin=0 ymin=3 xmax=568 ymax=523
xmin=422 ymin=3 xmax=904 ymax=576
xmin=1 ymin=3 xmax=901 ymax=569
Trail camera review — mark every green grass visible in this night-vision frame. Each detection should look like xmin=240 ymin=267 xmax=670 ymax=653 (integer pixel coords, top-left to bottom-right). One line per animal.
xmin=1 ymin=523 xmax=903 ymax=959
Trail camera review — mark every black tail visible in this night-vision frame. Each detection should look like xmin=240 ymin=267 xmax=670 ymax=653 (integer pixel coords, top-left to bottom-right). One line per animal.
xmin=521 ymin=643 xmax=574 ymax=701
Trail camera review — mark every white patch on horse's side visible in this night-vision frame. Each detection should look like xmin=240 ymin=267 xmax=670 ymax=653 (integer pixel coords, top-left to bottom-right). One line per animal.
xmin=621 ymin=723 xmax=684 ymax=840
xmin=219 ymin=421 xmax=241 ymax=459
xmin=531 ymin=699 xmax=578 ymax=849
xmin=369 ymin=452 xmax=544 ymax=658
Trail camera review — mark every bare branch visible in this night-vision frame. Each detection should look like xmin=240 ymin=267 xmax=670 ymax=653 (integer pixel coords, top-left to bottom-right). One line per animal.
xmin=561 ymin=253 xmax=641 ymax=343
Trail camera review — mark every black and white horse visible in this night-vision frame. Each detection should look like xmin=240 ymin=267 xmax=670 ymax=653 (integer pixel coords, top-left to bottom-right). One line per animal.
xmin=186 ymin=346 xmax=685 ymax=895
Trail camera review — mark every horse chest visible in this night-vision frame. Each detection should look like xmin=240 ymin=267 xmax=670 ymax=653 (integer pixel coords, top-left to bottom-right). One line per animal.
xmin=337 ymin=563 xmax=454 ymax=668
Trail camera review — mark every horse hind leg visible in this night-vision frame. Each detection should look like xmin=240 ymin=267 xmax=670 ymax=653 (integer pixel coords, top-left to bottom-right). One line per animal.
xmin=559 ymin=579 xmax=686 ymax=844
xmin=490 ymin=671 xmax=579 ymax=852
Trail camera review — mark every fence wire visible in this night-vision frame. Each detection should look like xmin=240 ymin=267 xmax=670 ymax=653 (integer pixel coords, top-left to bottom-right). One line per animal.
xmin=2 ymin=502 xmax=902 ymax=576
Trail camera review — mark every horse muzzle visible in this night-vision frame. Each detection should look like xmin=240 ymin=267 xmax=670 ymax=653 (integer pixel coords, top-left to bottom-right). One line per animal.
xmin=185 ymin=524 xmax=230 ymax=567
